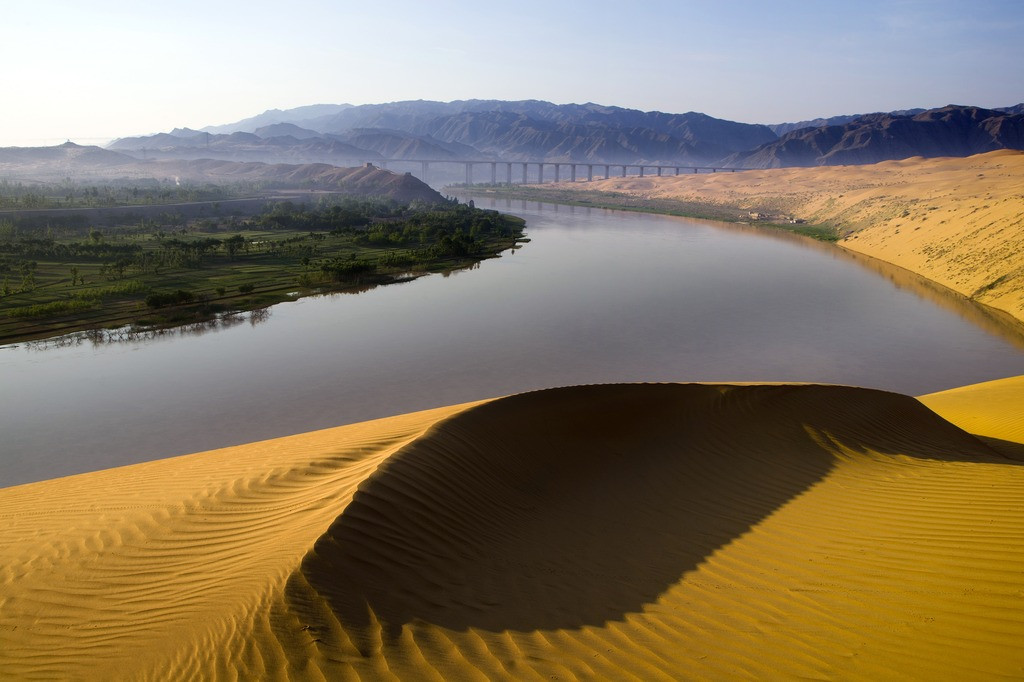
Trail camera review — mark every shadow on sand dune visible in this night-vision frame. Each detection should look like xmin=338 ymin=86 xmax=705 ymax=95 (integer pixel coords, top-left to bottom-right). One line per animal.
xmin=284 ymin=383 xmax=1013 ymax=654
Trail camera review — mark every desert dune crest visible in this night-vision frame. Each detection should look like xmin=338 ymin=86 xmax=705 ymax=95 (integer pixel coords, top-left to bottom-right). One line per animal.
xmin=2 ymin=380 xmax=1024 ymax=679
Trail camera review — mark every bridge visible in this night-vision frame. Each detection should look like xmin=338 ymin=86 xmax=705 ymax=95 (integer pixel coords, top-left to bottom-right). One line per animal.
xmin=367 ymin=159 xmax=746 ymax=185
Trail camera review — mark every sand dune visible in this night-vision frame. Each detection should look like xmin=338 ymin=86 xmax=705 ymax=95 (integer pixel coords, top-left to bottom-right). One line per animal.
xmin=921 ymin=374 xmax=1024 ymax=450
xmin=569 ymin=150 xmax=1024 ymax=325
xmin=2 ymin=380 xmax=1024 ymax=679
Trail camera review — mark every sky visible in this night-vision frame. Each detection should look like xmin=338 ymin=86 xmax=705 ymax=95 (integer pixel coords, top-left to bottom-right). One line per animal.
xmin=1 ymin=0 xmax=1022 ymax=147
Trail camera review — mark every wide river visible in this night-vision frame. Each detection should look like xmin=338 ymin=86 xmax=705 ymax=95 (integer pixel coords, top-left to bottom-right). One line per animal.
xmin=3 ymin=198 xmax=1024 ymax=487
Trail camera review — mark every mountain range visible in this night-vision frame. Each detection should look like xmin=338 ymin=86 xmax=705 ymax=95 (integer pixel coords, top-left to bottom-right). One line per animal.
xmin=727 ymin=105 xmax=1024 ymax=168
xmin=103 ymin=100 xmax=1024 ymax=171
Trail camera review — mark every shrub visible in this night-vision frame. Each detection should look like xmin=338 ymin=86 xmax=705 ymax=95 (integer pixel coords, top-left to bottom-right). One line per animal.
xmin=145 ymin=289 xmax=195 ymax=308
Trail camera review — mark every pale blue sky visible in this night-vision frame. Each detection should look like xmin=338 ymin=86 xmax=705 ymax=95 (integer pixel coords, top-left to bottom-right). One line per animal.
xmin=1 ymin=0 xmax=1021 ymax=146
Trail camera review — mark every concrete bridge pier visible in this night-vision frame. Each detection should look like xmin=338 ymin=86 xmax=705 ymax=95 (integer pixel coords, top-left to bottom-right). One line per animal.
xmin=554 ymin=164 xmax=560 ymax=183
xmin=639 ymin=166 xmax=645 ymax=177
xmin=657 ymin=167 xmax=663 ymax=176
xmin=420 ymin=161 xmax=429 ymax=183
xmin=465 ymin=162 xmax=472 ymax=185
xmin=490 ymin=162 xmax=497 ymax=184
xmin=570 ymin=164 xmax=577 ymax=182
xmin=522 ymin=164 xmax=528 ymax=184
xmin=604 ymin=165 xmax=610 ymax=179
xmin=587 ymin=165 xmax=594 ymax=182
xmin=507 ymin=163 xmax=513 ymax=184
xmin=537 ymin=163 xmax=544 ymax=183
xmin=621 ymin=165 xmax=627 ymax=178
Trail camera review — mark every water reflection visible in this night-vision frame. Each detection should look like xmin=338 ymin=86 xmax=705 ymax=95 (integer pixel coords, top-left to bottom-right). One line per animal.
xmin=2 ymin=199 xmax=1022 ymax=488
xmin=473 ymin=196 xmax=1024 ymax=351
xmin=14 ymin=307 xmax=273 ymax=351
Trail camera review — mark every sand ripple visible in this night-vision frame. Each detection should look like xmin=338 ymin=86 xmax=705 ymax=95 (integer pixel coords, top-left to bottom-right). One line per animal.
xmin=2 ymin=382 xmax=1023 ymax=680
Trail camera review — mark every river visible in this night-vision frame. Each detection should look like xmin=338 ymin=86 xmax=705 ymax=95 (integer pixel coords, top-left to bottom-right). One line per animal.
xmin=2 ymin=198 xmax=1023 ymax=487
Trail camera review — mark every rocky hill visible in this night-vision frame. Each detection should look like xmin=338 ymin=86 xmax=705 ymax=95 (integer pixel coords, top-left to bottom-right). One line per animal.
xmin=725 ymin=106 xmax=1024 ymax=168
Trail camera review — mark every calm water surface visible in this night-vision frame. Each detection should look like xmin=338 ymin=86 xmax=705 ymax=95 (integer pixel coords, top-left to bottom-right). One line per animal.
xmin=2 ymin=199 xmax=1023 ymax=486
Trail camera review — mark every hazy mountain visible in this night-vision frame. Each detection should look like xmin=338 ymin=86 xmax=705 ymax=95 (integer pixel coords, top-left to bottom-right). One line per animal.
xmin=331 ymin=128 xmax=481 ymax=160
xmin=0 ymin=141 xmax=138 ymax=175
xmin=768 ymin=109 xmax=928 ymax=137
xmin=151 ymin=159 xmax=444 ymax=203
xmin=768 ymin=105 xmax=1022 ymax=137
xmin=101 ymin=100 xmax=1024 ymax=171
xmin=416 ymin=111 xmax=689 ymax=163
xmin=309 ymin=99 xmax=776 ymax=161
xmin=0 ymin=143 xmax=441 ymax=203
xmin=305 ymin=99 xmax=775 ymax=153
xmin=725 ymin=105 xmax=1024 ymax=168
xmin=175 ymin=99 xmax=777 ymax=165
xmin=109 ymin=129 xmax=380 ymax=164
xmin=109 ymin=133 xmax=208 ymax=150
xmin=201 ymin=104 xmax=354 ymax=134
xmin=168 ymin=127 xmax=210 ymax=139
xmin=253 ymin=123 xmax=324 ymax=139
xmin=416 ymin=109 xmax=773 ymax=163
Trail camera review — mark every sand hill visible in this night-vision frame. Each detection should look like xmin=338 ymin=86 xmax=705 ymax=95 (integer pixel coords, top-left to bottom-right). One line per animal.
xmin=2 ymin=378 xmax=1023 ymax=680
xmin=569 ymin=150 xmax=1024 ymax=325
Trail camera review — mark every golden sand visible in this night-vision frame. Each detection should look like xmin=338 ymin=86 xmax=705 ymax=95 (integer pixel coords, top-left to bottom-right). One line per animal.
xmin=570 ymin=150 xmax=1024 ymax=324
xmin=920 ymin=374 xmax=1024 ymax=448
xmin=2 ymin=378 xmax=1023 ymax=680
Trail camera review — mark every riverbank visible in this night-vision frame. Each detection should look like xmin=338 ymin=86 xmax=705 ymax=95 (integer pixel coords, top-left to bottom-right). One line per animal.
xmin=469 ymin=150 xmax=1024 ymax=325
xmin=2 ymin=377 xmax=1022 ymax=679
xmin=0 ymin=202 xmax=525 ymax=345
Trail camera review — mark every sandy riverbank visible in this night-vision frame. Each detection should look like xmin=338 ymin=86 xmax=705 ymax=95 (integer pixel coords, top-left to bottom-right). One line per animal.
xmin=563 ymin=150 xmax=1024 ymax=325
xmin=2 ymin=377 xmax=1023 ymax=679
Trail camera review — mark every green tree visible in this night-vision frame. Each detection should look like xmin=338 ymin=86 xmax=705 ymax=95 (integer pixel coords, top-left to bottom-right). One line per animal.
xmin=223 ymin=234 xmax=245 ymax=260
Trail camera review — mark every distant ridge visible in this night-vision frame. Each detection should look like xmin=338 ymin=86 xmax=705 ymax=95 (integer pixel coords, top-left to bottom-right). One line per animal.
xmin=200 ymin=103 xmax=354 ymax=134
xmin=108 ymin=129 xmax=381 ymax=164
xmin=102 ymin=100 xmax=1024 ymax=170
xmin=726 ymin=105 xmax=1024 ymax=168
xmin=117 ymin=99 xmax=778 ymax=166
xmin=0 ymin=143 xmax=443 ymax=203
xmin=767 ymin=110 xmax=927 ymax=137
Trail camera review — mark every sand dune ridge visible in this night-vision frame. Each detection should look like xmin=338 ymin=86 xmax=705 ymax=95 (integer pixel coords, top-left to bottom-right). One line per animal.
xmin=2 ymin=382 xmax=1024 ymax=679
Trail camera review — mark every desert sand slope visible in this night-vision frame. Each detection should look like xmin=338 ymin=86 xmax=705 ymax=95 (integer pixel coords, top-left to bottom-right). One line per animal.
xmin=920 ymin=374 xmax=1024 ymax=449
xmin=2 ymin=382 xmax=1024 ymax=680
xmin=572 ymin=150 xmax=1024 ymax=324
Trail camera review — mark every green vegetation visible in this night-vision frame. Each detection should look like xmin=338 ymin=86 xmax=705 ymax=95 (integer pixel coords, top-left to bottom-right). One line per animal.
xmin=468 ymin=185 xmax=839 ymax=241
xmin=0 ymin=196 xmax=524 ymax=344
xmin=781 ymin=223 xmax=840 ymax=242
xmin=0 ymin=177 xmax=261 ymax=210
